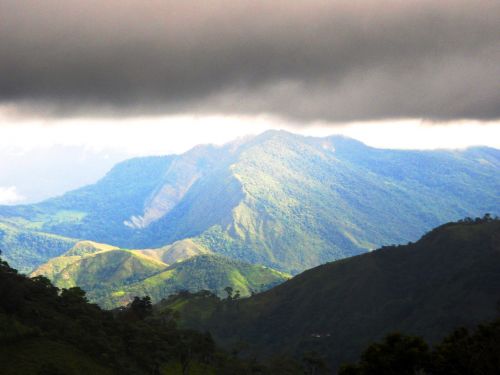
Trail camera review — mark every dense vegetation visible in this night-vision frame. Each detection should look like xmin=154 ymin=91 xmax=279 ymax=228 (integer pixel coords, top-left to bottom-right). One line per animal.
xmin=95 ymin=254 xmax=289 ymax=309
xmin=1 ymin=217 xmax=499 ymax=374
xmin=0 ymin=253 xmax=302 ymax=374
xmin=338 ymin=317 xmax=500 ymax=375
xmin=161 ymin=216 xmax=500 ymax=371
xmin=0 ymin=221 xmax=76 ymax=273
xmin=1 ymin=131 xmax=498 ymax=273
xmin=31 ymin=241 xmax=289 ymax=309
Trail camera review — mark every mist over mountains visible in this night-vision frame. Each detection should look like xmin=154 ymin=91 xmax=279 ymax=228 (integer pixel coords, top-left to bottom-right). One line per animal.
xmin=0 ymin=145 xmax=128 ymax=205
xmin=1 ymin=130 xmax=498 ymax=277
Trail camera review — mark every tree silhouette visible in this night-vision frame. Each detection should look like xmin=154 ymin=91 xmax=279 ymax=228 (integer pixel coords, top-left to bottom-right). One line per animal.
xmin=60 ymin=287 xmax=88 ymax=304
xmin=131 ymin=296 xmax=153 ymax=320
xmin=302 ymin=351 xmax=328 ymax=375
xmin=339 ymin=333 xmax=430 ymax=375
xmin=224 ymin=286 xmax=233 ymax=300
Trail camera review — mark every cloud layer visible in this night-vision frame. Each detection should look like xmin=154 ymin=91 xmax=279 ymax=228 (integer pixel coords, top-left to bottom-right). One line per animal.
xmin=1 ymin=0 xmax=499 ymax=121
xmin=0 ymin=186 xmax=25 ymax=205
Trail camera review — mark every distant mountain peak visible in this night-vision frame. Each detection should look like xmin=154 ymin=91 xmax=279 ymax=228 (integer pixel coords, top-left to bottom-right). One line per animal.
xmin=1 ymin=131 xmax=498 ymax=274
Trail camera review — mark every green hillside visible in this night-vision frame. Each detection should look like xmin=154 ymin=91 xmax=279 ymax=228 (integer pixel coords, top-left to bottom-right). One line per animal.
xmin=33 ymin=248 xmax=167 ymax=291
xmin=0 ymin=253 xmax=300 ymax=374
xmin=133 ymin=238 xmax=211 ymax=264
xmin=0 ymin=221 xmax=77 ymax=273
xmin=95 ymin=254 xmax=289 ymax=309
xmin=32 ymin=242 xmax=289 ymax=309
xmin=1 ymin=131 xmax=499 ymax=273
xmin=162 ymin=217 xmax=500 ymax=370
xmin=0 ymin=155 xmax=174 ymax=249
xmin=1 ymin=244 xmax=499 ymax=374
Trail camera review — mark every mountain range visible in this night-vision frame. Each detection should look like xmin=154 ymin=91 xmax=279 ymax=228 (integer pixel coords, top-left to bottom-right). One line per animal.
xmin=1 ymin=217 xmax=499 ymax=374
xmin=0 ymin=130 xmax=499 ymax=372
xmin=2 ymin=131 xmax=499 ymax=272
xmin=161 ymin=217 xmax=500 ymax=371
xmin=0 ymin=130 xmax=499 ymax=303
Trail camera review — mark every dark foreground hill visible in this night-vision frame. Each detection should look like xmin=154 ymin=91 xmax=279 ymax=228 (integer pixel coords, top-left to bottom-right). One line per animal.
xmin=1 ymin=218 xmax=499 ymax=374
xmin=2 ymin=131 xmax=499 ymax=273
xmin=163 ymin=217 xmax=500 ymax=370
xmin=0 ymin=253 xmax=302 ymax=374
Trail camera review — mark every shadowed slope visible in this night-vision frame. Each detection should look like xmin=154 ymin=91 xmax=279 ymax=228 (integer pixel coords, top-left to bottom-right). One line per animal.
xmin=166 ymin=218 xmax=500 ymax=370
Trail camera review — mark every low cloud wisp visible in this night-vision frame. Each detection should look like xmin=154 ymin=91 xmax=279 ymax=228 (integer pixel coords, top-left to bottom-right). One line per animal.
xmin=0 ymin=186 xmax=25 ymax=205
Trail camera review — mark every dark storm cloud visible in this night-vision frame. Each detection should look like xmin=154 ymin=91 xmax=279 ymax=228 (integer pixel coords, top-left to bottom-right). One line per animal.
xmin=0 ymin=0 xmax=499 ymax=121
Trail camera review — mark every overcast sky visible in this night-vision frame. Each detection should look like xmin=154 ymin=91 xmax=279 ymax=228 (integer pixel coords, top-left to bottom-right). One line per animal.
xmin=1 ymin=0 xmax=499 ymax=121
xmin=0 ymin=1 xmax=499 ymax=203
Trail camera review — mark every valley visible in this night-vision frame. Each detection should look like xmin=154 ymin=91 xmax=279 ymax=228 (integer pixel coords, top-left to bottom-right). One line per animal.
xmin=1 ymin=131 xmax=498 ymax=307
xmin=2 ymin=131 xmax=499 ymax=277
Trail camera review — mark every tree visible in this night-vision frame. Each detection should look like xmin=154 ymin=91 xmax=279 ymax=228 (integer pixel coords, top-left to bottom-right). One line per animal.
xmin=130 ymin=296 xmax=153 ymax=320
xmin=60 ymin=287 xmax=88 ymax=304
xmin=224 ymin=286 xmax=234 ymax=300
xmin=339 ymin=333 xmax=429 ymax=375
xmin=233 ymin=290 xmax=241 ymax=300
xmin=177 ymin=330 xmax=216 ymax=375
xmin=302 ymin=351 xmax=328 ymax=375
xmin=0 ymin=250 xmax=14 ymax=273
xmin=31 ymin=275 xmax=59 ymax=298
xmin=430 ymin=320 xmax=500 ymax=375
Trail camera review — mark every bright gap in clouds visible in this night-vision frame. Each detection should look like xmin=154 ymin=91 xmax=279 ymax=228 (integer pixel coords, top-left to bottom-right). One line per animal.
xmin=1 ymin=115 xmax=500 ymax=157
xmin=1 ymin=114 xmax=499 ymax=204
xmin=299 ymin=120 xmax=500 ymax=151
xmin=0 ymin=115 xmax=274 ymax=156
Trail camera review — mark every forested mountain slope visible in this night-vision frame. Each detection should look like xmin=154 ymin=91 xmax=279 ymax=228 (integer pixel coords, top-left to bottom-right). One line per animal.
xmin=1 ymin=131 xmax=499 ymax=273
xmin=0 ymin=253 xmax=297 ymax=374
xmin=0 ymin=221 xmax=77 ymax=273
xmin=31 ymin=241 xmax=289 ymax=308
xmin=163 ymin=217 xmax=500 ymax=370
